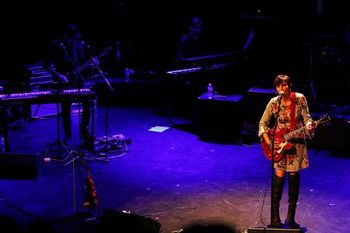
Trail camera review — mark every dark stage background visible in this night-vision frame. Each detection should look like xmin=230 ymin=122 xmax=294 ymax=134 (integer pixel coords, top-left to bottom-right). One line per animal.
xmin=0 ymin=0 xmax=347 ymax=75
xmin=1 ymin=0 xmax=350 ymax=103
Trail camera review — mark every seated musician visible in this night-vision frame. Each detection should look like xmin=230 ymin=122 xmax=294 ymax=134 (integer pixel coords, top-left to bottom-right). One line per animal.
xmin=175 ymin=16 xmax=207 ymax=62
xmin=44 ymin=23 xmax=96 ymax=148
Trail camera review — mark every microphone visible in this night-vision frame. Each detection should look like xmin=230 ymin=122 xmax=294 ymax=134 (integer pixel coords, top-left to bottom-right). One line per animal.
xmin=277 ymin=91 xmax=284 ymax=100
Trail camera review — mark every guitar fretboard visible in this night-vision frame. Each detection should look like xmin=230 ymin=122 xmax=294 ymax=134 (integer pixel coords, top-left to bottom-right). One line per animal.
xmin=283 ymin=114 xmax=330 ymax=141
xmin=283 ymin=127 xmax=308 ymax=141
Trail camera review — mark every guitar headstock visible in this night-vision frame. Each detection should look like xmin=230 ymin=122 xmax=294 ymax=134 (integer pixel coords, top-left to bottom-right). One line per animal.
xmin=316 ymin=113 xmax=331 ymax=126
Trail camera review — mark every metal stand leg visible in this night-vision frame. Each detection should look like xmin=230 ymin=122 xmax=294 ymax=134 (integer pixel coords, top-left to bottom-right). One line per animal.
xmin=45 ymin=102 xmax=70 ymax=160
xmin=92 ymin=98 xmax=129 ymax=162
xmin=1 ymin=106 xmax=10 ymax=152
xmin=64 ymin=97 xmax=103 ymax=165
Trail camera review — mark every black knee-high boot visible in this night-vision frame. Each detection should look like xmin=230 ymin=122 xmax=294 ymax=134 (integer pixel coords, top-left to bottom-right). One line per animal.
xmin=285 ymin=173 xmax=300 ymax=229
xmin=269 ymin=175 xmax=285 ymax=228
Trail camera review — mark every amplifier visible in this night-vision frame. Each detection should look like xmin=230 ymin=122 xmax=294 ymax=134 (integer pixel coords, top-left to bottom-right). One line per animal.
xmin=246 ymin=87 xmax=275 ymax=125
xmin=24 ymin=61 xmax=55 ymax=86
xmin=196 ymin=93 xmax=243 ymax=142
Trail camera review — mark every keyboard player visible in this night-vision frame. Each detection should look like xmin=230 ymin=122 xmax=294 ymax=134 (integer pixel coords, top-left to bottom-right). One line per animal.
xmin=175 ymin=16 xmax=207 ymax=63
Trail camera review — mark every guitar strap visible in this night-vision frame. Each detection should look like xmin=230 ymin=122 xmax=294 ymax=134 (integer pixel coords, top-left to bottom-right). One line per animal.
xmin=290 ymin=92 xmax=296 ymax=131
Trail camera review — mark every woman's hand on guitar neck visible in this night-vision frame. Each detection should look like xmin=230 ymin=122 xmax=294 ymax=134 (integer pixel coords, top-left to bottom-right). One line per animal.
xmin=306 ymin=120 xmax=316 ymax=134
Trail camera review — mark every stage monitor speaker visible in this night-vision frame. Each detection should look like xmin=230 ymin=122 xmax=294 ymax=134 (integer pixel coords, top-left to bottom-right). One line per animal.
xmin=0 ymin=152 xmax=39 ymax=180
xmin=100 ymin=208 xmax=161 ymax=233
xmin=182 ymin=223 xmax=235 ymax=233
xmin=248 ymin=227 xmax=302 ymax=233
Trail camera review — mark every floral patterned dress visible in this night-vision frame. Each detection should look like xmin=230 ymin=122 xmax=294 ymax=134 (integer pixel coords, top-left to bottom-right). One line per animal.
xmin=258 ymin=92 xmax=313 ymax=172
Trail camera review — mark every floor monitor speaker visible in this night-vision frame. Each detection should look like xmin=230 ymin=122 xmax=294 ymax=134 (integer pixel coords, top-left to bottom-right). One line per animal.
xmin=100 ymin=208 xmax=161 ymax=233
xmin=0 ymin=152 xmax=38 ymax=180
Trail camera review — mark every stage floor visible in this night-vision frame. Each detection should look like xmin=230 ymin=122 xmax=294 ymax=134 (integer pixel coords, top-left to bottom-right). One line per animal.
xmin=1 ymin=104 xmax=350 ymax=233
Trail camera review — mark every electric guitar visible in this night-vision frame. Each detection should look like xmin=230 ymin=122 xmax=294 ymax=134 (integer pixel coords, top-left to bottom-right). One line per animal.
xmin=48 ymin=46 xmax=113 ymax=83
xmin=261 ymin=114 xmax=331 ymax=162
xmin=68 ymin=46 xmax=113 ymax=80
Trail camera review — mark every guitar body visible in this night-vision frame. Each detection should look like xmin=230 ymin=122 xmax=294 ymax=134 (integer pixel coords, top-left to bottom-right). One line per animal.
xmin=261 ymin=114 xmax=331 ymax=163
xmin=261 ymin=128 xmax=293 ymax=162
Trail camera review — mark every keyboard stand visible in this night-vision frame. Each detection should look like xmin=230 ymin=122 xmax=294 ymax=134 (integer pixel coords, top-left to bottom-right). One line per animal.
xmin=1 ymin=106 xmax=11 ymax=152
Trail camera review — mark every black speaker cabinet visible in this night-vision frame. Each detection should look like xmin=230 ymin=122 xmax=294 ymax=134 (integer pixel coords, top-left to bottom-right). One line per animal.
xmin=196 ymin=93 xmax=243 ymax=142
xmin=100 ymin=208 xmax=161 ymax=233
xmin=0 ymin=153 xmax=39 ymax=180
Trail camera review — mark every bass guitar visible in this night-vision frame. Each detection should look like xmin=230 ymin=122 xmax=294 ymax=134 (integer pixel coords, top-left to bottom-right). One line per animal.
xmin=261 ymin=114 xmax=331 ymax=162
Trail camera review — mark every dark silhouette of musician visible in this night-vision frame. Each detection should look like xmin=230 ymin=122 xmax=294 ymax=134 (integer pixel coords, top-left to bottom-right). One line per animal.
xmin=44 ymin=23 xmax=95 ymax=148
xmin=175 ymin=16 xmax=206 ymax=62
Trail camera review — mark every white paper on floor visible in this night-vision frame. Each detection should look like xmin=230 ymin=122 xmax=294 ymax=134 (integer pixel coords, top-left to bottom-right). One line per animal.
xmin=148 ymin=126 xmax=170 ymax=132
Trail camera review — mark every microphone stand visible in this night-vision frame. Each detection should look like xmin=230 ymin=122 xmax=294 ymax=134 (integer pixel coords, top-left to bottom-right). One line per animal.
xmin=269 ymin=94 xmax=282 ymax=228
xmin=249 ymin=94 xmax=300 ymax=233
xmin=90 ymin=57 xmax=115 ymax=162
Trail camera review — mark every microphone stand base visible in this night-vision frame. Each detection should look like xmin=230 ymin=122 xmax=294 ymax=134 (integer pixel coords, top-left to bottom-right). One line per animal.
xmin=247 ymin=227 xmax=302 ymax=233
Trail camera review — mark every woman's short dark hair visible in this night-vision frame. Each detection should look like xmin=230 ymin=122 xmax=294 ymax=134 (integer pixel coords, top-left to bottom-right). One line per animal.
xmin=273 ymin=74 xmax=292 ymax=87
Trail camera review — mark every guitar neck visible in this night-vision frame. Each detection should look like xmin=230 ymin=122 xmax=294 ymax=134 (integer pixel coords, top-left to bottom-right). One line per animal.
xmin=283 ymin=126 xmax=307 ymax=141
xmin=74 ymin=59 xmax=93 ymax=74
xmin=73 ymin=46 xmax=113 ymax=75
xmin=284 ymin=118 xmax=322 ymax=141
